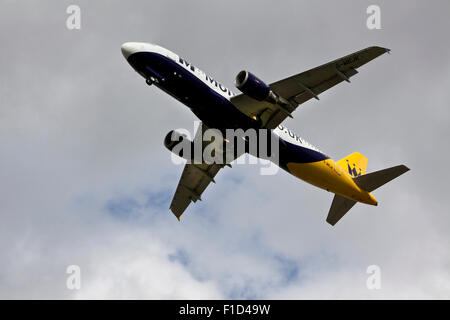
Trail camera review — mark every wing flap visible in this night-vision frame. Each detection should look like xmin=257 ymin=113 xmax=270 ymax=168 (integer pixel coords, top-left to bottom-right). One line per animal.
xmin=270 ymin=46 xmax=386 ymax=99
xmin=285 ymin=68 xmax=359 ymax=105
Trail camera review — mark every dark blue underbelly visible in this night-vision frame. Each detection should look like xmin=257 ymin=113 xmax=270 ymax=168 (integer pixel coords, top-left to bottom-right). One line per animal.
xmin=127 ymin=52 xmax=257 ymax=130
xmin=277 ymin=139 xmax=329 ymax=171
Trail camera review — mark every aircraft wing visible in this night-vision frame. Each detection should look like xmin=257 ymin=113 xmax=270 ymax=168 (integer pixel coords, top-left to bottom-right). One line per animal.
xmin=230 ymin=46 xmax=390 ymax=129
xmin=170 ymin=162 xmax=225 ymax=219
xmin=169 ymin=123 xmax=239 ymax=220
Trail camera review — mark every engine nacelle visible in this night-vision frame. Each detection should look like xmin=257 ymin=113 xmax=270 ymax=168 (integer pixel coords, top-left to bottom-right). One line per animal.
xmin=235 ymin=70 xmax=293 ymax=116
xmin=164 ymin=130 xmax=193 ymax=160
xmin=235 ymin=70 xmax=273 ymax=101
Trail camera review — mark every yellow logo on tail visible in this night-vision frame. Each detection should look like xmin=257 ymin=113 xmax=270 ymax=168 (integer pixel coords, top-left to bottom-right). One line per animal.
xmin=337 ymin=152 xmax=368 ymax=177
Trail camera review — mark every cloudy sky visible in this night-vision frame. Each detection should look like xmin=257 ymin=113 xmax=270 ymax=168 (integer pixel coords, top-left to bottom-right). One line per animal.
xmin=1 ymin=0 xmax=449 ymax=299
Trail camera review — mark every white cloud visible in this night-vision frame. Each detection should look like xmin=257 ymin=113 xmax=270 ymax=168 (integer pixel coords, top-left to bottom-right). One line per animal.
xmin=1 ymin=0 xmax=450 ymax=299
xmin=72 ymin=233 xmax=223 ymax=299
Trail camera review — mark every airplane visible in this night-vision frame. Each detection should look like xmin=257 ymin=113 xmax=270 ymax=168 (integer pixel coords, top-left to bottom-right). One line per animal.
xmin=121 ymin=42 xmax=409 ymax=226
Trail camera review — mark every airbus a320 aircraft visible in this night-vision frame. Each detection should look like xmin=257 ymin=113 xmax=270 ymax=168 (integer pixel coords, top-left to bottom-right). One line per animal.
xmin=121 ymin=42 xmax=409 ymax=225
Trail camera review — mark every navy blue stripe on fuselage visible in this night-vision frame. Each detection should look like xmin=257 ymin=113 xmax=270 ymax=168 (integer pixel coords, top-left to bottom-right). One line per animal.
xmin=127 ymin=52 xmax=257 ymax=130
xmin=277 ymin=138 xmax=329 ymax=171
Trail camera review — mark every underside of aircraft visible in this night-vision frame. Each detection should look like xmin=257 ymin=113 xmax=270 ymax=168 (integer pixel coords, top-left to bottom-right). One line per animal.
xmin=121 ymin=42 xmax=409 ymax=225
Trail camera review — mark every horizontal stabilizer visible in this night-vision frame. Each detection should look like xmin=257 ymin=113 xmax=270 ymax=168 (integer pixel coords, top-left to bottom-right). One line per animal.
xmin=326 ymin=194 xmax=357 ymax=226
xmin=353 ymin=165 xmax=410 ymax=192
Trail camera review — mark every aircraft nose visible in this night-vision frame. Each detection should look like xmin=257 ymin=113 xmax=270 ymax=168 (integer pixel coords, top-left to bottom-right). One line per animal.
xmin=121 ymin=42 xmax=140 ymax=60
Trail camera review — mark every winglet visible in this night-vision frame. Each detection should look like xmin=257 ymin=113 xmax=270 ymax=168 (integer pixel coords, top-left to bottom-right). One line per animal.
xmin=384 ymin=48 xmax=391 ymax=54
xmin=177 ymin=214 xmax=182 ymax=222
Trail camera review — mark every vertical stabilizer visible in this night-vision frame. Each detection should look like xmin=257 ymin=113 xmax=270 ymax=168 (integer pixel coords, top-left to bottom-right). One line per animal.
xmin=337 ymin=152 xmax=368 ymax=177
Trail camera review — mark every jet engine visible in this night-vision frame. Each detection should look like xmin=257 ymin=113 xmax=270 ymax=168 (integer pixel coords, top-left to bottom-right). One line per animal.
xmin=164 ymin=130 xmax=193 ymax=160
xmin=235 ymin=70 xmax=293 ymax=119
xmin=235 ymin=70 xmax=280 ymax=103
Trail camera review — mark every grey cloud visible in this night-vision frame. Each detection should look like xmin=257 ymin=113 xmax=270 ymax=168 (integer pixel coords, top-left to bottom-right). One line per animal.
xmin=0 ymin=0 xmax=449 ymax=299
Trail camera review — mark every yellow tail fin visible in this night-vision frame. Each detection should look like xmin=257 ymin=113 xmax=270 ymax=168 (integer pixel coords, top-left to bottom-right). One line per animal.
xmin=337 ymin=152 xmax=368 ymax=177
